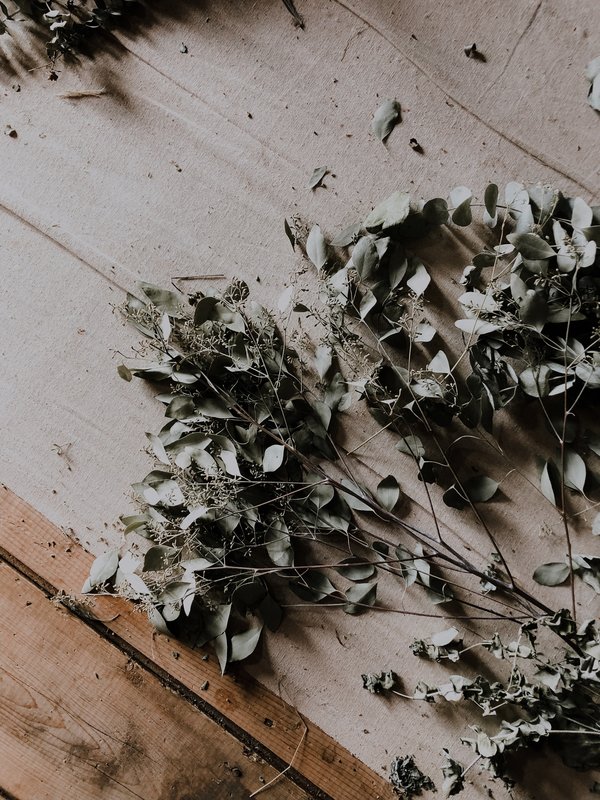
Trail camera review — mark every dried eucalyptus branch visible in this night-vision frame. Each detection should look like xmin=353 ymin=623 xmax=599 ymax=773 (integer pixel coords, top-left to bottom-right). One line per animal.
xmin=0 ymin=1 xmax=304 ymax=65
xmin=88 ymin=180 xmax=600 ymax=796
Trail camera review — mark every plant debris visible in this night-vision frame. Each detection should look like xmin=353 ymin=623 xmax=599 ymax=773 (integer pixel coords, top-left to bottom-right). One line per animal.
xmin=586 ymin=57 xmax=600 ymax=111
xmin=464 ymin=43 xmax=486 ymax=61
xmin=389 ymin=755 xmax=435 ymax=798
xmin=372 ymin=99 xmax=401 ymax=143
xmin=0 ymin=0 xmax=306 ymax=64
xmin=94 ymin=180 xmax=600 ymax=793
xmin=308 ymin=165 xmax=328 ymax=190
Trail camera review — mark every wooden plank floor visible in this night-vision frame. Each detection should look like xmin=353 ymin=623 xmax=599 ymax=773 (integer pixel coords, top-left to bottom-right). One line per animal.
xmin=0 ymin=562 xmax=309 ymax=800
xmin=0 ymin=486 xmax=394 ymax=800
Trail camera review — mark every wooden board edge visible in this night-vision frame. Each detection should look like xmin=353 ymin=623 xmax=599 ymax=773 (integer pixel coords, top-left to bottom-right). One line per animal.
xmin=0 ymin=485 xmax=394 ymax=800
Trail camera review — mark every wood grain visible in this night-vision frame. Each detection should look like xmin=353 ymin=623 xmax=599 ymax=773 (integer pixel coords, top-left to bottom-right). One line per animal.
xmin=0 ymin=485 xmax=394 ymax=800
xmin=0 ymin=559 xmax=311 ymax=800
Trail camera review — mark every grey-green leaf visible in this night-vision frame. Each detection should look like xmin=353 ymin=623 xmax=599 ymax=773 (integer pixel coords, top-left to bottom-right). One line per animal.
xmin=406 ymin=262 xmax=430 ymax=296
xmin=138 ymin=282 xmax=185 ymax=317
xmin=306 ymin=225 xmax=328 ymax=269
xmin=336 ymin=557 xmax=376 ymax=581
xmin=464 ymin=475 xmax=499 ymax=502
xmin=563 ymin=450 xmax=586 ymax=494
xmin=284 ymin=218 xmax=296 ymax=250
xmin=315 ymin=343 xmax=333 ymax=379
xmin=371 ymin=99 xmax=401 ymax=142
xmin=376 ymin=475 xmax=401 ymax=511
xmin=265 ymin=521 xmax=294 ymax=567
xmin=117 ymin=364 xmax=132 ymax=382
xmin=396 ymin=435 xmax=425 ymax=459
xmin=363 ymin=191 xmax=411 ymax=232
xmin=83 ymin=549 xmax=119 ymax=592
xmin=533 ymin=562 xmax=570 ymax=586
xmin=352 ymin=236 xmax=379 ymax=279
xmin=229 ymin=622 xmax=264 ymax=663
xmin=484 ymin=183 xmax=498 ymax=219
xmin=449 ymin=186 xmax=473 ymax=227
xmin=507 ymin=232 xmax=555 ymax=260
xmin=340 ymin=479 xmax=373 ymax=512
xmin=343 ymin=581 xmax=377 ymax=615
xmin=308 ymin=165 xmax=328 ymax=190
xmin=586 ymin=57 xmax=600 ymax=111
xmin=430 ymin=627 xmax=460 ymax=647
xmin=331 ymin=222 xmax=362 ymax=247
xmin=263 ymin=444 xmax=285 ymax=473
xmin=520 ymin=364 xmax=551 ymax=398
xmin=291 ymin=571 xmax=338 ymax=602
xmin=540 ymin=460 xmax=558 ymax=506
xmin=143 ymin=545 xmax=177 ymax=572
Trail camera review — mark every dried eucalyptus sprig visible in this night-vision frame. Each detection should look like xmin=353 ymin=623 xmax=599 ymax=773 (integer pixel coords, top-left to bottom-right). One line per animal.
xmin=0 ymin=0 xmax=304 ymax=64
xmin=91 ymin=180 xmax=600 ymax=795
xmin=302 ymin=182 xmax=599 ymax=792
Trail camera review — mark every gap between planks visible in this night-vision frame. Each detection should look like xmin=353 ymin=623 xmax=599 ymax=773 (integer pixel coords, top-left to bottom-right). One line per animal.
xmin=0 ymin=485 xmax=393 ymax=800
xmin=0 ymin=559 xmax=310 ymax=800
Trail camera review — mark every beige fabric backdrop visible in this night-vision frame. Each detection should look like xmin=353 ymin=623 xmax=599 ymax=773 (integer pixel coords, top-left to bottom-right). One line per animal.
xmin=1 ymin=1 xmax=599 ymax=796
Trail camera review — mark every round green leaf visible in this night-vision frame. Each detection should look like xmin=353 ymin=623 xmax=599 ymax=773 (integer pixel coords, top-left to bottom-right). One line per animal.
xmin=371 ymin=99 xmax=401 ymax=142
xmin=533 ymin=562 xmax=570 ymax=586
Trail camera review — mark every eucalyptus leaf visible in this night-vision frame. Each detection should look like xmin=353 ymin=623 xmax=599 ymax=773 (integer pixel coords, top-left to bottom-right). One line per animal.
xmin=315 ymin=343 xmax=333 ymax=379
xmin=83 ymin=549 xmax=119 ymax=592
xmin=397 ymin=435 xmax=425 ymax=459
xmin=148 ymin=606 xmax=170 ymax=635
xmin=306 ymin=224 xmax=328 ymax=269
xmin=427 ymin=351 xmax=451 ymax=374
xmin=371 ymin=99 xmax=401 ymax=142
xmin=449 ymin=186 xmax=472 ymax=227
xmin=586 ymin=56 xmax=600 ymax=111
xmin=138 ymin=282 xmax=185 ymax=317
xmin=430 ymin=627 xmax=460 ymax=647
xmin=351 ymin=236 xmax=379 ymax=279
xmin=308 ymin=165 xmax=328 ymax=190
xmin=117 ymin=364 xmax=133 ymax=382
xmin=284 ymin=218 xmax=296 ymax=250
xmin=519 ymin=364 xmax=551 ymax=398
xmin=340 ymin=479 xmax=373 ymax=512
xmin=359 ymin=288 xmax=377 ymax=319
xmin=331 ymin=222 xmax=363 ymax=247
xmin=483 ymin=183 xmax=498 ymax=226
xmin=563 ymin=450 xmax=586 ymax=494
xmin=343 ymin=581 xmax=377 ymax=615
xmin=422 ymin=198 xmax=449 ymax=225
xmin=265 ymin=521 xmax=294 ymax=567
xmin=540 ymin=459 xmax=559 ymax=506
xmin=143 ymin=545 xmax=177 ymax=572
xmin=229 ymin=622 xmax=264 ymax=663
xmin=533 ymin=562 xmax=570 ymax=587
xmin=336 ymin=557 xmax=376 ymax=581
xmin=376 ymin=475 xmax=401 ymax=511
xmin=291 ymin=571 xmax=337 ymax=602
xmin=166 ymin=396 xmax=195 ymax=420
xmin=364 ymin=192 xmax=411 ymax=232
xmin=464 ymin=475 xmax=499 ymax=502
xmin=406 ymin=262 xmax=430 ymax=296
xmin=146 ymin=432 xmax=169 ymax=465
xmin=263 ymin=444 xmax=285 ymax=473
xmin=507 ymin=232 xmax=555 ymax=260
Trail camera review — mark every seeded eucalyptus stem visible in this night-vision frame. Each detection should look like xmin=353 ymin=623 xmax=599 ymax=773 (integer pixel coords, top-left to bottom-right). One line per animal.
xmin=89 ymin=180 xmax=600 ymax=795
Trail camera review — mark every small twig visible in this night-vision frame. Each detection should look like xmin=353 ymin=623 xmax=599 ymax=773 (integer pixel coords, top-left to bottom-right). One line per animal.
xmin=172 ymin=274 xmax=226 ymax=281
xmin=57 ymin=88 xmax=106 ymax=99
xmin=249 ymin=719 xmax=307 ymax=796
